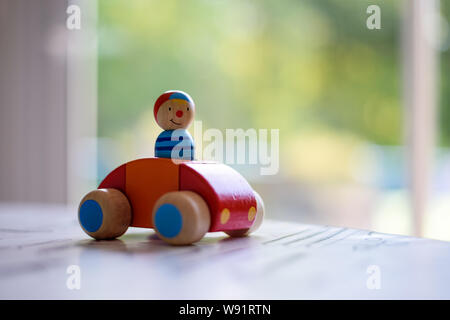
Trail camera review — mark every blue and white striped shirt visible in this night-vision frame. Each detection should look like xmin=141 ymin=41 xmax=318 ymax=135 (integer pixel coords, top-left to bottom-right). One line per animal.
xmin=155 ymin=129 xmax=194 ymax=160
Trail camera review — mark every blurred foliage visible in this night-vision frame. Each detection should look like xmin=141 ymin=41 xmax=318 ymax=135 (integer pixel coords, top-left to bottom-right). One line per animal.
xmin=440 ymin=0 xmax=450 ymax=146
xmin=97 ymin=0 xmax=448 ymax=182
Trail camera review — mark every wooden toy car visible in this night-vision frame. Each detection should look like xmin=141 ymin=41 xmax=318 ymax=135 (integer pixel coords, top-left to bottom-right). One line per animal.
xmin=78 ymin=157 xmax=264 ymax=245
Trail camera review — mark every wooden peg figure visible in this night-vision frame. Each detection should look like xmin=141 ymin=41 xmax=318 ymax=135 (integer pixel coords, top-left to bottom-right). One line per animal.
xmin=154 ymin=90 xmax=195 ymax=160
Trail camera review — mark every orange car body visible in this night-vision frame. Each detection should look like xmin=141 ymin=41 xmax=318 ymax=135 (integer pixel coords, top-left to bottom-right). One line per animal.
xmin=98 ymin=157 xmax=257 ymax=232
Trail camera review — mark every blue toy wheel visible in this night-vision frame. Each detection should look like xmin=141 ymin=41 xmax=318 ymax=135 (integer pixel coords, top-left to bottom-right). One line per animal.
xmin=78 ymin=189 xmax=132 ymax=240
xmin=154 ymin=203 xmax=183 ymax=238
xmin=79 ymin=199 xmax=103 ymax=232
xmin=152 ymin=191 xmax=210 ymax=245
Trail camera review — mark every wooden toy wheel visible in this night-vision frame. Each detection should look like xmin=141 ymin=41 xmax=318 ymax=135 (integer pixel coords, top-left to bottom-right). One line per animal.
xmin=152 ymin=191 xmax=210 ymax=245
xmin=78 ymin=188 xmax=132 ymax=240
xmin=225 ymin=190 xmax=265 ymax=238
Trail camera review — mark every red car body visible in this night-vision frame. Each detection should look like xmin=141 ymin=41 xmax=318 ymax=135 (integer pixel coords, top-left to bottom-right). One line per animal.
xmin=98 ymin=157 xmax=257 ymax=232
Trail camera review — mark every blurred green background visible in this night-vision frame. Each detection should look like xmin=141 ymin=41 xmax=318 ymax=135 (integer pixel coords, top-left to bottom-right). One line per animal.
xmin=97 ymin=0 xmax=450 ymax=240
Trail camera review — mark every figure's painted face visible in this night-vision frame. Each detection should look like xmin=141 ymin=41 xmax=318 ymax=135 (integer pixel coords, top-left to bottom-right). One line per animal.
xmin=156 ymin=98 xmax=194 ymax=130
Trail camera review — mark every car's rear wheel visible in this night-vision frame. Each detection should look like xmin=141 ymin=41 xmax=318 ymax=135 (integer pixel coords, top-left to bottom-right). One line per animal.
xmin=152 ymin=191 xmax=210 ymax=245
xmin=225 ymin=190 xmax=265 ymax=237
xmin=78 ymin=188 xmax=132 ymax=240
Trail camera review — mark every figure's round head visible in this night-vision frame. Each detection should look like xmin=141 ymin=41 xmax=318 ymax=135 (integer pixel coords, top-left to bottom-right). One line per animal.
xmin=154 ymin=90 xmax=195 ymax=130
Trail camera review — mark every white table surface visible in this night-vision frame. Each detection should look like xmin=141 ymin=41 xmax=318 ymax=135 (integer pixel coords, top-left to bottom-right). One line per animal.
xmin=0 ymin=203 xmax=449 ymax=299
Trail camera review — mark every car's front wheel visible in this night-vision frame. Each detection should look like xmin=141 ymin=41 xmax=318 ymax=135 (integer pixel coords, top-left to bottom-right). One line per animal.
xmin=152 ymin=191 xmax=210 ymax=245
xmin=78 ymin=188 xmax=132 ymax=240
